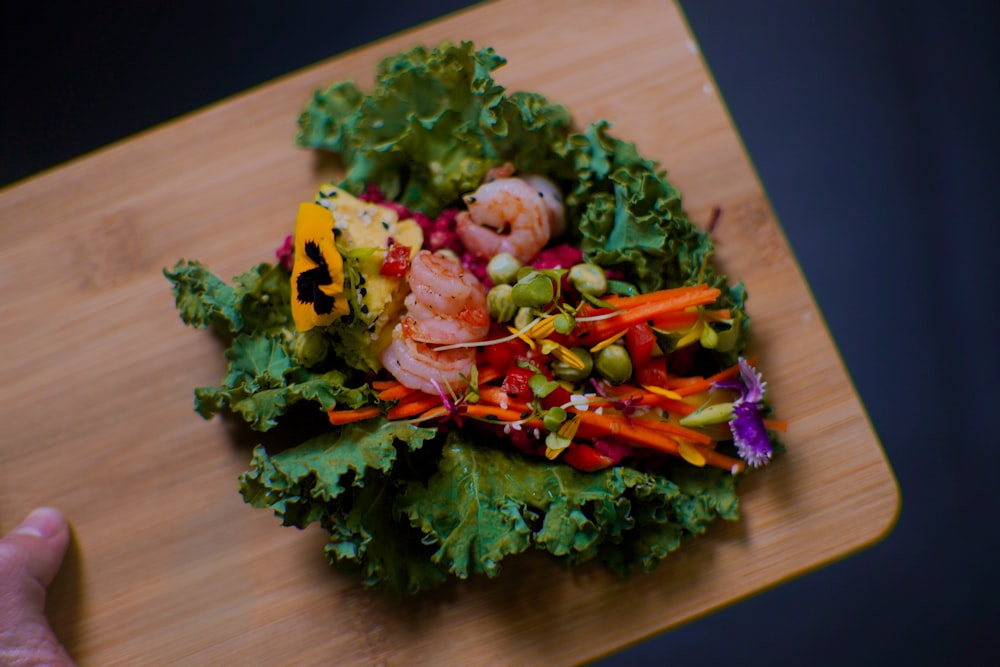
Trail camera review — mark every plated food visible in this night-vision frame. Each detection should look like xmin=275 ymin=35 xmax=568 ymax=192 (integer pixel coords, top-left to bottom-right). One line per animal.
xmin=166 ymin=41 xmax=784 ymax=594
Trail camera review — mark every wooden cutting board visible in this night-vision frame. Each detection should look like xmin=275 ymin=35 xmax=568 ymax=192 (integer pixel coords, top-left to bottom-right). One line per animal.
xmin=0 ymin=0 xmax=899 ymax=664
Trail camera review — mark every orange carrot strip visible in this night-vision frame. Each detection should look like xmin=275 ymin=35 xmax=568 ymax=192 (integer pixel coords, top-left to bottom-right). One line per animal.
xmin=327 ymin=406 xmax=382 ymax=425
xmin=575 ymin=410 xmax=712 ymax=446
xmin=463 ymin=404 xmax=537 ymax=424
xmin=371 ymin=380 xmax=399 ymax=391
xmin=583 ymin=288 xmax=722 ymax=341
xmin=600 ymin=284 xmax=717 ymax=310
xmin=476 ymin=365 xmax=503 ymax=386
xmin=672 ymin=363 xmax=742 ymax=397
xmin=574 ymin=411 xmax=741 ymax=472
xmin=377 ymin=384 xmax=418 ymax=401
xmin=667 ymin=375 xmax=705 ymax=389
xmin=477 ymin=386 xmax=532 ymax=414
xmin=649 ymin=311 xmax=701 ymax=331
xmin=387 ymin=395 xmax=443 ymax=420
xmin=764 ymin=419 xmax=788 ymax=433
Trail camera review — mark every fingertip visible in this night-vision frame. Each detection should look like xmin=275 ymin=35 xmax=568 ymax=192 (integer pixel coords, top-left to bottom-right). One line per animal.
xmin=14 ymin=507 xmax=68 ymax=540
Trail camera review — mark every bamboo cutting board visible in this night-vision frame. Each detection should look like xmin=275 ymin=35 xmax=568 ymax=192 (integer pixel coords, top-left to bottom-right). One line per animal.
xmin=0 ymin=1 xmax=899 ymax=665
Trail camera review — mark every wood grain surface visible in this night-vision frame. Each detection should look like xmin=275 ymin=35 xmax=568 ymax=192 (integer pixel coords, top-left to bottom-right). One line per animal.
xmin=0 ymin=1 xmax=899 ymax=665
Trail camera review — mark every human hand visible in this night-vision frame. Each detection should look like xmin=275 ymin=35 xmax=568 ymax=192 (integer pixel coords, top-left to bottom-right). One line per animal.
xmin=0 ymin=507 xmax=76 ymax=666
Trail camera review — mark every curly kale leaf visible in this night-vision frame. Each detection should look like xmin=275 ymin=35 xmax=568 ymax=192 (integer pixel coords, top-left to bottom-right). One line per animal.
xmin=238 ymin=419 xmax=442 ymax=593
xmin=395 ymin=433 xmax=740 ymax=583
xmin=296 ymin=41 xmax=572 ymax=215
xmin=165 ymin=260 xmax=292 ymax=336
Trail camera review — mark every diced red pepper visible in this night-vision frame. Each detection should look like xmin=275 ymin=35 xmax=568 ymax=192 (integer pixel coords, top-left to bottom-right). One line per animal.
xmin=635 ymin=356 xmax=670 ymax=387
xmin=625 ymin=323 xmax=658 ymax=368
xmin=480 ymin=342 xmax=514 ymax=374
xmin=562 ymin=443 xmax=614 ymax=472
xmin=380 ymin=243 xmax=411 ymax=277
xmin=540 ymin=384 xmax=573 ymax=410
xmin=501 ymin=366 xmax=535 ymax=400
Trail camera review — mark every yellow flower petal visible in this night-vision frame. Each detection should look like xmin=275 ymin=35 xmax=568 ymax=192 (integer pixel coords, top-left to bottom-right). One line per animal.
xmin=589 ymin=328 xmax=628 ymax=353
xmin=641 ymin=384 xmax=684 ymax=401
xmin=291 ymin=202 xmax=349 ymax=332
xmin=678 ymin=441 xmax=707 ymax=467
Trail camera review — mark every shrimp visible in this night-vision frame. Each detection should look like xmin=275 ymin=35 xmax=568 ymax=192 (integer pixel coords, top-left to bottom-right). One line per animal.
xmin=380 ymin=324 xmax=477 ymax=396
xmin=402 ymin=250 xmax=490 ymax=344
xmin=521 ymin=174 xmax=566 ymax=238
xmin=379 ymin=249 xmax=490 ymax=392
xmin=406 ymin=249 xmax=485 ymax=319
xmin=456 ymin=176 xmax=559 ymax=264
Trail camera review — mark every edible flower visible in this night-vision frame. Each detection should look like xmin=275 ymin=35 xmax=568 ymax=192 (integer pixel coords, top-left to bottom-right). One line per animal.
xmin=717 ymin=357 xmax=772 ymax=468
xmin=290 ymin=202 xmax=350 ymax=331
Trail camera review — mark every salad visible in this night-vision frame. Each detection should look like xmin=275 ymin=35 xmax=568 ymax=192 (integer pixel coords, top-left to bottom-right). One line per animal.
xmin=166 ymin=41 xmax=784 ymax=594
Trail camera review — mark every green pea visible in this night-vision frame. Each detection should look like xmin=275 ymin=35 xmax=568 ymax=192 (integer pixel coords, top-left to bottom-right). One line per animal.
xmin=487 ymin=284 xmax=517 ymax=322
xmin=487 ymin=253 xmax=522 ymax=285
xmin=568 ymin=263 xmax=608 ymax=296
xmin=553 ymin=312 xmax=575 ymax=334
xmin=293 ymin=330 xmax=329 ymax=368
xmin=552 ymin=347 xmax=593 ymax=383
xmin=511 ymin=271 xmax=554 ymax=308
xmin=594 ymin=345 xmax=633 ymax=383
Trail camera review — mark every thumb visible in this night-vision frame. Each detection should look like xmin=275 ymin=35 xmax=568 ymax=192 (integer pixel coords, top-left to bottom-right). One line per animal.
xmin=2 ymin=507 xmax=71 ymax=587
xmin=0 ymin=507 xmax=75 ymax=666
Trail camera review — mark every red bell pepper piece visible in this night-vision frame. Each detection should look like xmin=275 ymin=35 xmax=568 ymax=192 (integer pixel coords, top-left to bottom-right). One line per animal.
xmin=562 ymin=443 xmax=614 ymax=472
xmin=379 ymin=243 xmax=411 ymax=277
xmin=625 ymin=323 xmax=657 ymax=367
xmin=501 ymin=366 xmax=535 ymax=400
xmin=635 ymin=356 xmax=670 ymax=387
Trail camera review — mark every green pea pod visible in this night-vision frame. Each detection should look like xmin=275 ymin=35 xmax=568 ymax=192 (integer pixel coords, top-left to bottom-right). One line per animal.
xmin=679 ymin=401 xmax=734 ymax=427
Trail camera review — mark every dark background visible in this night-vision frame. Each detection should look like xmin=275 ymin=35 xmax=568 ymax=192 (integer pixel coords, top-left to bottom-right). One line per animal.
xmin=3 ymin=1 xmax=997 ymax=665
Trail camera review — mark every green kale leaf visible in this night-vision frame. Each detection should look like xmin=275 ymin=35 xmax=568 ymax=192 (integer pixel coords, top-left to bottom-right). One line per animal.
xmin=165 ymin=260 xmax=292 ymax=336
xmin=296 ymin=41 xmax=573 ymax=215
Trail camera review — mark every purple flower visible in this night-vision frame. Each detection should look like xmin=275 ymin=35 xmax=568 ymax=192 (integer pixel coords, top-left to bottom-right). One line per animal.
xmin=730 ymin=402 xmax=772 ymax=468
xmin=716 ymin=357 xmax=772 ymax=468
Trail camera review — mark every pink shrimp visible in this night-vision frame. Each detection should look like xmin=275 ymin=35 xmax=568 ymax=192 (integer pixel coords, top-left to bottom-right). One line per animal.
xmin=402 ymin=250 xmax=490 ymax=344
xmin=379 ymin=324 xmax=477 ymax=396
xmin=455 ymin=176 xmax=562 ymax=264
xmin=406 ymin=249 xmax=486 ymax=319
xmin=379 ymin=249 xmax=490 ymax=392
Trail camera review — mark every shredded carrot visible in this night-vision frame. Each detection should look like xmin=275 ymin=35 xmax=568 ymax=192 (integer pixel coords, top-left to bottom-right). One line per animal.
xmin=599 ymin=284 xmax=718 ymax=310
xmin=463 ymin=404 xmax=537 ymax=424
xmin=672 ymin=361 xmax=743 ymax=397
xmin=327 ymin=406 xmax=382 ymax=425
xmin=377 ymin=383 xmax=418 ymax=401
xmin=649 ymin=311 xmax=701 ymax=331
xmin=624 ymin=415 xmax=715 ymax=446
xmin=371 ymin=380 xmax=400 ymax=391
xmin=387 ymin=395 xmax=442 ymax=420
xmin=574 ymin=410 xmax=741 ymax=472
xmin=582 ymin=287 xmax=722 ymax=342
xmin=602 ymin=384 xmax=692 ymax=411
xmin=477 ymin=385 xmax=532 ymax=414
xmin=476 ymin=365 xmax=503 ymax=386
xmin=764 ymin=418 xmax=788 ymax=433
